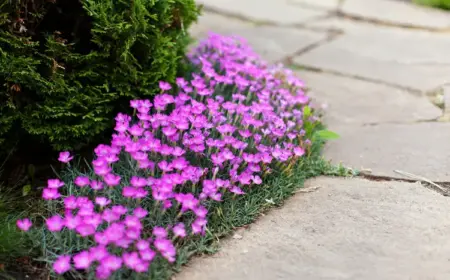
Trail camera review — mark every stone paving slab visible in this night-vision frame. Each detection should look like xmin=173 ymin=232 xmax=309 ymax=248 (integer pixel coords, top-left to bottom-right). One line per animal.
xmin=196 ymin=0 xmax=328 ymax=25
xmin=295 ymin=20 xmax=450 ymax=91
xmin=342 ymin=0 xmax=450 ymax=30
xmin=190 ymin=13 xmax=327 ymax=62
xmin=287 ymin=0 xmax=341 ymax=11
xmin=324 ymin=122 xmax=450 ymax=181
xmin=297 ymin=70 xmax=442 ymax=125
xmin=176 ymin=177 xmax=450 ymax=280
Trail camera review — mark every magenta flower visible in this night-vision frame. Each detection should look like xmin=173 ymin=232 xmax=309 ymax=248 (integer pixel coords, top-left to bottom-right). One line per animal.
xmin=73 ymin=250 xmax=92 ymax=270
xmin=95 ymin=197 xmax=111 ymax=207
xmin=136 ymin=239 xmax=150 ymax=251
xmin=58 ymin=151 xmax=73 ymax=163
xmin=47 ymin=179 xmax=64 ymax=189
xmin=103 ymin=255 xmax=123 ymax=271
xmin=122 ymin=251 xmax=141 ymax=270
xmin=133 ymin=207 xmax=148 ymax=218
xmin=76 ymin=223 xmax=96 ymax=237
xmin=172 ymin=223 xmax=186 ymax=238
xmin=90 ymin=180 xmax=104 ymax=190
xmin=46 ymin=215 xmax=65 ymax=232
xmin=152 ymin=226 xmax=167 ymax=238
xmin=104 ymin=173 xmax=121 ymax=186
xmin=65 ymin=214 xmax=82 ymax=229
xmin=16 ymin=218 xmax=32 ymax=231
xmin=293 ymin=146 xmax=305 ymax=157
xmin=53 ymin=255 xmax=71 ymax=274
xmin=42 ymin=188 xmax=61 ymax=200
xmin=159 ymin=81 xmax=172 ymax=91
xmin=139 ymin=248 xmax=156 ymax=262
xmin=74 ymin=176 xmax=90 ymax=187
xmin=89 ymin=245 xmax=109 ymax=261
xmin=154 ymin=239 xmax=176 ymax=262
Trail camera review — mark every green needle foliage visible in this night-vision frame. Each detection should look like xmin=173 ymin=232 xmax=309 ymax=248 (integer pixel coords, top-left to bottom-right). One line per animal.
xmin=413 ymin=0 xmax=450 ymax=10
xmin=0 ymin=0 xmax=199 ymax=152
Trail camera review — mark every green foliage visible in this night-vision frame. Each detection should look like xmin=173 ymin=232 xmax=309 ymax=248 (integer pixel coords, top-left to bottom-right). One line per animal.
xmin=0 ymin=0 xmax=200 ymax=151
xmin=413 ymin=0 xmax=450 ymax=10
xmin=314 ymin=129 xmax=340 ymax=140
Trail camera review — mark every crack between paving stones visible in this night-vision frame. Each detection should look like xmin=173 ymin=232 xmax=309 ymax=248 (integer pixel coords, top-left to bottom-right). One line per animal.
xmin=199 ymin=5 xmax=276 ymax=26
xmin=362 ymin=118 xmax=443 ymax=126
xmin=285 ymin=0 xmax=341 ymax=12
xmin=280 ymin=29 xmax=343 ymax=61
xmin=336 ymin=11 xmax=450 ymax=33
xmin=199 ymin=4 xmax=338 ymax=32
xmin=357 ymin=173 xmax=450 ymax=196
xmin=287 ymin=63 xmax=422 ymax=95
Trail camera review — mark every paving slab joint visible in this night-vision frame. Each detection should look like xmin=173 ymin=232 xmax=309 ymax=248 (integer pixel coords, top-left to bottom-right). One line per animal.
xmin=286 ymin=64 xmax=423 ymax=95
xmin=335 ymin=10 xmax=450 ymax=33
xmin=357 ymin=172 xmax=450 ymax=197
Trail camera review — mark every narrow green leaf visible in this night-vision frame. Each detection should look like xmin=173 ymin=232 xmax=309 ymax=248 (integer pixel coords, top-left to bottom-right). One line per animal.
xmin=22 ymin=185 xmax=31 ymax=197
xmin=315 ymin=130 xmax=340 ymax=140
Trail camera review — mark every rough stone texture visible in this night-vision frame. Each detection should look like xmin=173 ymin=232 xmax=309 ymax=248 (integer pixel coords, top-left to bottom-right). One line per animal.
xmin=287 ymin=0 xmax=341 ymax=10
xmin=342 ymin=0 xmax=450 ymax=30
xmin=177 ymin=177 xmax=450 ymax=280
xmin=190 ymin=13 xmax=327 ymax=62
xmin=196 ymin=0 xmax=327 ymax=25
xmin=297 ymin=70 xmax=442 ymax=125
xmin=324 ymin=122 xmax=450 ymax=181
xmin=295 ymin=20 xmax=450 ymax=91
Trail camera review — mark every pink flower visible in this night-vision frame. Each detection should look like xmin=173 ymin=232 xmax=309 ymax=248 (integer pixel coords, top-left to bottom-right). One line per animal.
xmin=46 ymin=215 xmax=65 ymax=232
xmin=58 ymin=151 xmax=73 ymax=163
xmin=65 ymin=214 xmax=82 ymax=229
xmin=293 ymin=146 xmax=305 ymax=157
xmin=159 ymin=81 xmax=172 ymax=91
xmin=104 ymin=173 xmax=121 ymax=186
xmin=122 ymin=251 xmax=141 ymax=269
xmin=42 ymin=188 xmax=61 ymax=200
xmin=90 ymin=180 xmax=104 ymax=190
xmin=152 ymin=226 xmax=167 ymax=238
xmin=96 ymin=265 xmax=112 ymax=280
xmin=63 ymin=195 xmax=78 ymax=210
xmin=172 ymin=223 xmax=186 ymax=238
xmin=53 ymin=255 xmax=71 ymax=274
xmin=139 ymin=249 xmax=156 ymax=261
xmin=95 ymin=197 xmax=111 ymax=207
xmin=74 ymin=176 xmax=90 ymax=187
xmin=89 ymin=245 xmax=109 ymax=261
xmin=73 ymin=250 xmax=92 ymax=270
xmin=76 ymin=223 xmax=96 ymax=237
xmin=154 ymin=239 xmax=176 ymax=262
xmin=133 ymin=207 xmax=148 ymax=219
xmin=103 ymin=255 xmax=123 ymax=271
xmin=16 ymin=218 xmax=32 ymax=231
xmin=136 ymin=239 xmax=150 ymax=250
xmin=47 ymin=179 xmax=64 ymax=189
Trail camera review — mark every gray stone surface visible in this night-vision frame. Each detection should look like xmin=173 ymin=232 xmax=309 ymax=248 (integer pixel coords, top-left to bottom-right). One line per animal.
xmin=297 ymin=70 xmax=442 ymax=125
xmin=177 ymin=177 xmax=450 ymax=280
xmin=287 ymin=0 xmax=341 ymax=10
xmin=342 ymin=0 xmax=450 ymax=30
xmin=190 ymin=13 xmax=327 ymax=62
xmin=295 ymin=20 xmax=450 ymax=91
xmin=324 ymin=122 xmax=450 ymax=181
xmin=196 ymin=0 xmax=327 ymax=25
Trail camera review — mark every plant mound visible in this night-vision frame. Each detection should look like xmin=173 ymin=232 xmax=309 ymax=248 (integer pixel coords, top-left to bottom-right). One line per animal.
xmin=0 ymin=0 xmax=199 ymax=151
xmin=16 ymin=33 xmax=323 ymax=279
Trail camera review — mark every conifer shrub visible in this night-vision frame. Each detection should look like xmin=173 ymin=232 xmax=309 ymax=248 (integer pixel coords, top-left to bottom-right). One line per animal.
xmin=0 ymin=0 xmax=199 ymax=151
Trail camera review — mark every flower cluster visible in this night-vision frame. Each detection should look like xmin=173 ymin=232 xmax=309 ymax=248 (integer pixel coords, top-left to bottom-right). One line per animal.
xmin=17 ymin=33 xmax=317 ymax=279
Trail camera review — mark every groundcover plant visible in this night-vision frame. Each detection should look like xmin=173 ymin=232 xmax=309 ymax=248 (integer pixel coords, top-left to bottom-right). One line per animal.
xmin=16 ymin=33 xmax=324 ymax=279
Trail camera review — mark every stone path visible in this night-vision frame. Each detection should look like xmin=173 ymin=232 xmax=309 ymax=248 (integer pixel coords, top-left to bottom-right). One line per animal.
xmin=180 ymin=0 xmax=450 ymax=279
